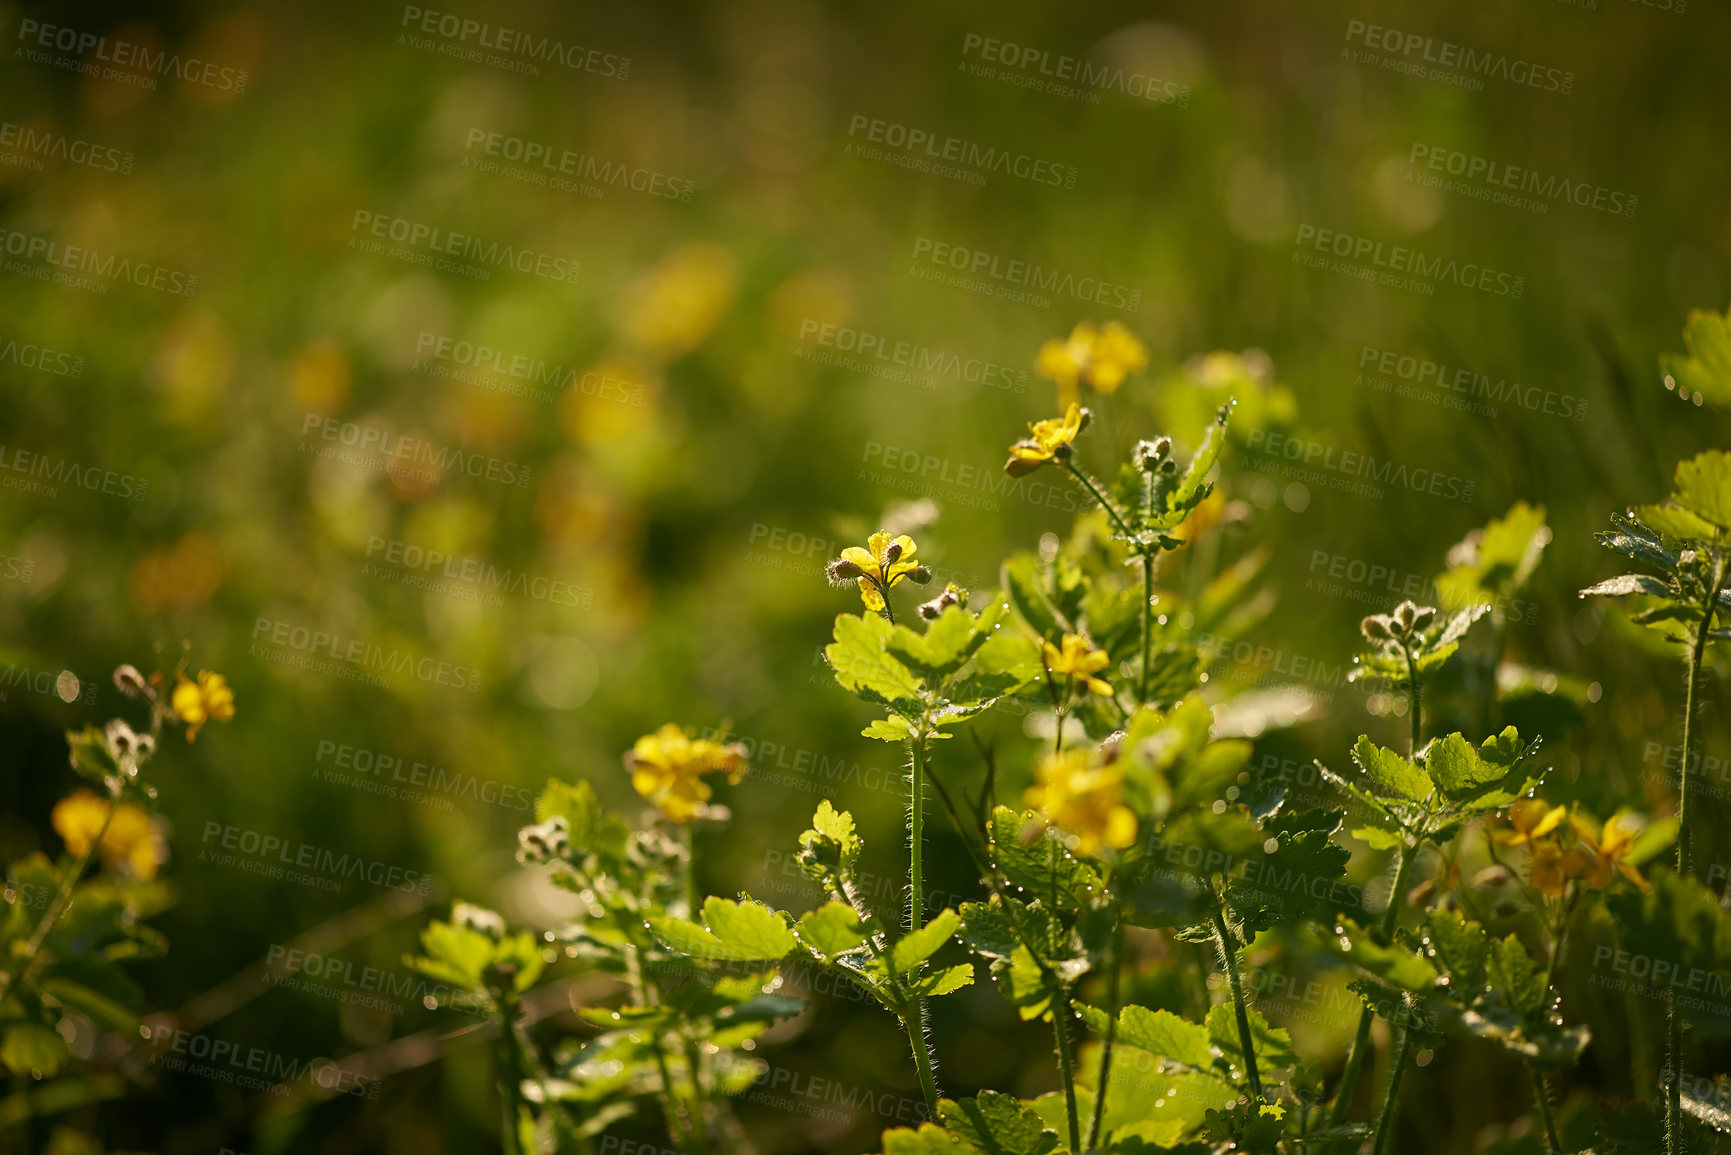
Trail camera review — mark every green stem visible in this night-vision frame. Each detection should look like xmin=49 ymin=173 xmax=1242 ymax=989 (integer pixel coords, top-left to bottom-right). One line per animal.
xmin=1212 ymin=900 xmax=1262 ymax=1100
xmin=1528 ymin=1060 xmax=1562 ymax=1155
xmin=1087 ymin=919 xmax=1126 ymax=1150
xmin=1666 ymin=555 xmax=1722 ymax=1155
xmin=1369 ymin=1008 xmax=1415 ymax=1155
xmin=682 ymin=1036 xmax=712 ymax=1155
xmin=497 ymin=995 xmax=530 ymax=1155
xmin=682 ymin=824 xmax=698 ymax=918
xmin=1052 ymin=999 xmax=1082 ymax=1153
xmin=905 ymin=730 xmax=941 ymax=1115
xmin=1064 ymin=462 xmax=1139 ymax=542
xmin=1405 ymin=645 xmax=1423 ymax=757
xmin=1327 ymin=844 xmax=1414 ymax=1131
xmin=1139 ymin=551 xmax=1155 ymax=705
xmin=628 ymin=946 xmax=687 ymax=1148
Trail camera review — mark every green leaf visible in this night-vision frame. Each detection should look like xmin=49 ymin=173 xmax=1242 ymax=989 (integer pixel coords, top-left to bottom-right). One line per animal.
xmin=1596 ymin=513 xmax=1678 ymax=570
xmin=1637 ymin=503 xmax=1720 ymax=542
xmin=1672 ymin=449 xmax=1731 ymax=530
xmin=881 ymin=1124 xmax=980 ymax=1155
xmin=795 ymin=902 xmax=873 ymax=960
xmin=939 ymin=1091 xmax=1060 ymax=1155
xmin=1001 ymin=554 xmax=1063 ymax=640
xmin=1581 ymin=574 xmax=1672 ymax=598
xmin=990 ymin=807 xmax=1103 ymax=910
xmin=909 ymin=962 xmax=976 ymax=997
xmin=1077 ymin=1002 xmax=1213 ymax=1069
xmin=1353 ymin=826 xmax=1403 ymax=851
xmin=1424 ymin=733 xmax=1508 ymax=797
xmin=1325 ymin=918 xmax=1439 ymax=990
xmin=1207 ymin=1003 xmax=1297 ymax=1077
xmin=972 ymin=632 xmax=1045 ymax=692
xmin=890 ymin=909 xmax=960 ymax=975
xmin=650 ymin=897 xmax=796 ymax=961
xmin=827 ymin=613 xmax=925 ymax=704
xmin=0 ymin=1023 xmax=68 ymax=1077
xmin=1485 ymin=934 xmax=1547 ymax=1018
xmin=1350 ymin=737 xmax=1434 ymax=803
xmin=889 ymin=605 xmax=984 ymax=674
xmin=1604 ymin=867 xmax=1731 ymax=979
xmin=1663 ymin=304 xmax=1731 ymax=407
xmin=863 ymin=716 xmax=916 ymax=741
xmin=1423 ymin=911 xmax=1489 ymax=987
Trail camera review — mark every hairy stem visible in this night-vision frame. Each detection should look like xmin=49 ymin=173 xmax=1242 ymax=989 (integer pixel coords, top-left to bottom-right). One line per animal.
xmin=1139 ymin=551 xmax=1155 ymax=705
xmin=1064 ymin=462 xmax=1138 ymax=542
xmin=1087 ymin=918 xmax=1126 ymax=1150
xmin=627 ymin=946 xmax=687 ymax=1148
xmin=1052 ymin=999 xmax=1082 ymax=1153
xmin=1528 ymin=1059 xmax=1562 ymax=1155
xmin=1369 ymin=1009 xmax=1415 ymax=1155
xmin=1212 ymin=902 xmax=1262 ymax=1100
xmin=905 ymin=731 xmax=941 ymax=1114
xmin=682 ymin=1036 xmax=712 ymax=1155
xmin=497 ymin=995 xmax=530 ymax=1155
xmin=1327 ymin=844 xmax=1414 ymax=1131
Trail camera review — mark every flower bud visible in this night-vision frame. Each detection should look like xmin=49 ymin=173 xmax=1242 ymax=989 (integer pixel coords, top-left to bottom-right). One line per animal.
xmin=1361 ymin=615 xmax=1394 ymax=642
xmin=826 ymin=558 xmax=864 ymax=586
xmin=1076 ymin=408 xmax=1094 ymax=433
xmin=1410 ymin=606 xmax=1436 ymax=632
xmin=113 ymin=664 xmax=148 ymax=697
xmin=1394 ymin=601 xmax=1420 ymax=630
xmin=909 ymin=565 xmax=933 ymax=584
xmin=882 ymin=540 xmax=904 ymax=567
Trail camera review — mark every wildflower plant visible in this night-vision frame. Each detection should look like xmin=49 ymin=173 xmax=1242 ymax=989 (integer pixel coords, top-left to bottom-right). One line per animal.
xmin=0 ymin=654 xmax=231 ymax=1092
xmin=392 ymin=312 xmax=1731 ymax=1155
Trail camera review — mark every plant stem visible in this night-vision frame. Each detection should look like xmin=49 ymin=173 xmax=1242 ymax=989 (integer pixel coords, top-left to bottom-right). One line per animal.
xmin=0 ymin=793 xmax=116 ymax=1005
xmin=905 ymin=729 xmax=941 ymax=1115
xmin=1667 ymin=554 xmax=1722 ymax=1155
xmin=905 ymin=1006 xmax=942 ymax=1120
xmin=1528 ymin=1060 xmax=1562 ymax=1155
xmin=1369 ymin=1009 xmax=1415 ymax=1155
xmin=1212 ymin=901 xmax=1262 ymax=1099
xmin=497 ymin=995 xmax=530 ymax=1155
xmin=1405 ymin=646 xmax=1423 ymax=757
xmin=1064 ymin=462 xmax=1138 ymax=542
xmin=682 ymin=1036 xmax=712 ymax=1155
xmin=1087 ymin=918 xmax=1126 ymax=1150
xmin=1327 ymin=844 xmax=1414 ymax=1131
xmin=1139 ymin=551 xmax=1155 ymax=705
xmin=1052 ymin=999 xmax=1082 ymax=1153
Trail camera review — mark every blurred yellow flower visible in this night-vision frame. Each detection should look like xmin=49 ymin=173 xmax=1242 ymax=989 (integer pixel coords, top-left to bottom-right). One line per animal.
xmin=1035 ymin=322 xmax=1148 ymax=407
xmin=828 ymin=531 xmax=927 ymax=613
xmin=626 ymin=724 xmax=749 ymax=824
xmin=172 ymin=670 xmax=235 ymax=742
xmin=619 ymin=242 xmax=738 ymax=357
xmin=1024 ymin=750 xmax=1137 ymax=858
xmin=1043 ymin=633 xmax=1113 ymax=696
xmin=1005 ymin=404 xmax=1086 ymax=477
xmin=1527 ymin=839 xmax=1593 ymax=900
xmin=1496 ymin=798 xmax=1567 ymax=847
xmin=51 ymin=790 xmax=162 ymax=879
xmin=1569 ymin=810 xmax=1651 ymax=892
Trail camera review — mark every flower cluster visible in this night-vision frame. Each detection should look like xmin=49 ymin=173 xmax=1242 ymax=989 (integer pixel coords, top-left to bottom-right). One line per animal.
xmin=1035 ymin=321 xmax=1148 ymax=407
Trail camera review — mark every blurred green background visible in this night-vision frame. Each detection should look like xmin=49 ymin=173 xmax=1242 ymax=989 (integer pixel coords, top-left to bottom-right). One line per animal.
xmin=1 ymin=0 xmax=1729 ymax=1151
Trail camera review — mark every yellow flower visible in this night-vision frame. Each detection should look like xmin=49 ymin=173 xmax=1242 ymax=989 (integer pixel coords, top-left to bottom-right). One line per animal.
xmin=1035 ymin=322 xmax=1148 ymax=407
xmin=829 ymin=531 xmax=928 ymax=613
xmin=1042 ymin=633 xmax=1113 ymax=696
xmin=625 ymin=724 xmax=749 ymax=824
xmin=1005 ymin=404 xmax=1086 ymax=478
xmin=1496 ymin=798 xmax=1567 ymax=847
xmin=172 ymin=669 xmax=235 ymax=742
xmin=1527 ymin=839 xmax=1593 ymax=900
xmin=51 ymin=789 xmax=163 ymax=879
xmin=1023 ymin=749 xmax=1138 ymax=858
xmin=1569 ymin=810 xmax=1651 ymax=893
